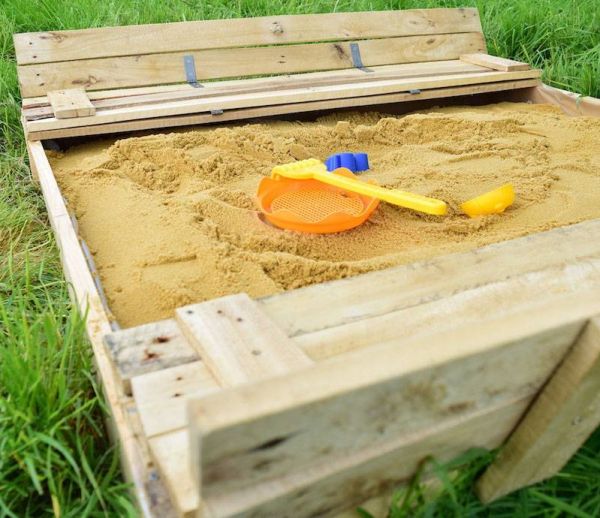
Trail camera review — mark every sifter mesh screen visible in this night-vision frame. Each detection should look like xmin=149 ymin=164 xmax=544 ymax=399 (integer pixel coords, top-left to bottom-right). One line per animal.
xmin=270 ymin=190 xmax=363 ymax=223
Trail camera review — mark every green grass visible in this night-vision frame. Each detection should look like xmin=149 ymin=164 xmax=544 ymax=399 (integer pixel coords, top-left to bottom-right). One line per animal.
xmin=0 ymin=1 xmax=598 ymax=516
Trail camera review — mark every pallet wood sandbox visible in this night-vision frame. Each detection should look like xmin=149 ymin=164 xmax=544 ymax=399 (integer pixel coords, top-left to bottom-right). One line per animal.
xmin=15 ymin=8 xmax=600 ymax=518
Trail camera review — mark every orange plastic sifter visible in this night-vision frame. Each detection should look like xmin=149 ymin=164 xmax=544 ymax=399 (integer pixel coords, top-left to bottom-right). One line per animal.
xmin=257 ymin=167 xmax=380 ymax=233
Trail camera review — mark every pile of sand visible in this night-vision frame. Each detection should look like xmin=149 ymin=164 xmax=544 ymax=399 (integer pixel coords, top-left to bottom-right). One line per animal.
xmin=48 ymin=103 xmax=600 ymax=327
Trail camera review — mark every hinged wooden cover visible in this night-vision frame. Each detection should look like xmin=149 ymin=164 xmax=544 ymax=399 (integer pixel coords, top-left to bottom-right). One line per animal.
xmin=15 ymin=8 xmax=540 ymax=141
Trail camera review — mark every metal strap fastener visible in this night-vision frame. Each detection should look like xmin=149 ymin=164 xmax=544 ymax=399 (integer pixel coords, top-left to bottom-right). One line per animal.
xmin=349 ymin=43 xmax=372 ymax=73
xmin=409 ymin=89 xmax=421 ymax=95
xmin=184 ymin=55 xmax=203 ymax=88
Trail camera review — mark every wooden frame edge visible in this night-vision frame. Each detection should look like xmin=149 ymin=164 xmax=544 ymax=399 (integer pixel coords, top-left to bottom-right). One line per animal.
xmin=476 ymin=315 xmax=600 ymax=501
xmin=26 ymin=141 xmax=169 ymax=517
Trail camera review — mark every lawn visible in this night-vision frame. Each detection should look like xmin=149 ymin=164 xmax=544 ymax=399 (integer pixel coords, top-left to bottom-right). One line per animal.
xmin=1 ymin=0 xmax=599 ymax=516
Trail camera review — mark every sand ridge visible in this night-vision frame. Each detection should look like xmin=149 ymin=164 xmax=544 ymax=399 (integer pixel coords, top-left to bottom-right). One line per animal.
xmin=48 ymin=102 xmax=600 ymax=327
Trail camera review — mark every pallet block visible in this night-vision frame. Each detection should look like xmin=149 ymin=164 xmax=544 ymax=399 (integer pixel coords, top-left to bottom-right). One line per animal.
xmin=15 ymin=7 xmax=600 ymax=518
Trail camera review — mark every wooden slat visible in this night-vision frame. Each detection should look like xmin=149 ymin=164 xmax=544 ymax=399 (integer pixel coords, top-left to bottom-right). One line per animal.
xmin=523 ymin=83 xmax=600 ymax=118
xmin=47 ymin=88 xmax=95 ymax=118
xmin=19 ymin=58 xmax=485 ymax=110
xmin=22 ymin=60 xmax=483 ymax=111
xmin=476 ymin=316 xmax=600 ymax=502
xmin=259 ymin=218 xmax=600 ymax=339
xmin=176 ymin=293 xmax=312 ymax=387
xmin=296 ymin=259 xmax=600 ymax=360
xmin=24 ymin=78 xmax=540 ymax=141
xmin=461 ymin=53 xmax=530 ymax=72
xmin=24 ymin=60 xmax=487 ymax=120
xmin=144 ymin=294 xmax=313 ymax=516
xmin=24 ymin=69 xmax=539 ymax=133
xmin=204 ymin=397 xmax=532 ymax=517
xmin=149 ymin=430 xmax=198 ymax=518
xmin=190 ymin=289 xmax=600 ymax=515
xmin=14 ymin=8 xmax=483 ymax=65
xmin=131 ymin=362 xmax=218 ymax=438
xmin=18 ymin=32 xmax=486 ymax=97
xmin=192 ymin=317 xmax=586 ymax=495
xmin=27 ymin=141 xmax=167 ymax=515
xmin=104 ymin=319 xmax=196 ymax=394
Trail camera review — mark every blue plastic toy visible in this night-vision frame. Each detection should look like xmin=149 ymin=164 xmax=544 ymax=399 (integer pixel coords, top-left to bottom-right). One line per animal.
xmin=325 ymin=152 xmax=369 ymax=173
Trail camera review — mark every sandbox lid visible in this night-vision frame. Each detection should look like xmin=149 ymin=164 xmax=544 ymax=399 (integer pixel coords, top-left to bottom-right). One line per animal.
xmin=14 ymin=8 xmax=541 ymax=141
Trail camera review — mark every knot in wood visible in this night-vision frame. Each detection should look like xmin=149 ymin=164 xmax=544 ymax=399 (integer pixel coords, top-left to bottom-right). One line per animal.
xmin=270 ymin=21 xmax=284 ymax=34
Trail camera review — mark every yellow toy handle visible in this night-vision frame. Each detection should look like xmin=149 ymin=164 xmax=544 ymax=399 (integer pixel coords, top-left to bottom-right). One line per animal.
xmin=313 ymin=169 xmax=447 ymax=215
xmin=271 ymin=159 xmax=447 ymax=216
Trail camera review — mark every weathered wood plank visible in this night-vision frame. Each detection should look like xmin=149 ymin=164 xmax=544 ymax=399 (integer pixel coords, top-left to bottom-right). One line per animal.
xmin=24 ymin=69 xmax=539 ymax=133
xmin=18 ymin=32 xmax=486 ymax=97
xmin=131 ymin=361 xmax=218 ymax=438
xmin=203 ymin=397 xmax=532 ymax=517
xmin=24 ymin=60 xmax=486 ymax=120
xmin=176 ymin=293 xmax=312 ymax=387
xmin=190 ymin=309 xmax=589 ymax=499
xmin=296 ymin=259 xmax=600 ymax=359
xmin=24 ymin=78 xmax=540 ymax=141
xmin=14 ymin=8 xmax=483 ymax=65
xmin=460 ymin=53 xmax=530 ymax=72
xmin=20 ymin=60 xmax=482 ymax=109
xmin=47 ymin=88 xmax=95 ymax=118
xmin=476 ymin=316 xmax=600 ymax=502
xmin=259 ymin=218 xmax=600 ymax=338
xmin=149 ymin=430 xmax=198 ymax=518
xmin=27 ymin=142 xmax=169 ymax=515
xmin=103 ymin=319 xmax=196 ymax=394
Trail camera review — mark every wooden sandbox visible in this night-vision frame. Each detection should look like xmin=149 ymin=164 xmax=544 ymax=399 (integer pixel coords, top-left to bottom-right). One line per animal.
xmin=15 ymin=8 xmax=600 ymax=517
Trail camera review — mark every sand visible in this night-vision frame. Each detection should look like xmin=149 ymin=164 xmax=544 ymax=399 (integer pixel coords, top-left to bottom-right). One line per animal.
xmin=48 ymin=103 xmax=600 ymax=328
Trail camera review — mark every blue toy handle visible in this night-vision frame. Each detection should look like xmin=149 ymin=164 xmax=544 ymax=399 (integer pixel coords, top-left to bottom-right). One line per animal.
xmin=325 ymin=152 xmax=369 ymax=173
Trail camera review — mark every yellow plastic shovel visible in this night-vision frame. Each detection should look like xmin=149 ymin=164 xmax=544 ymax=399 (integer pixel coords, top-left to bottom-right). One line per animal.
xmin=271 ymin=159 xmax=447 ymax=216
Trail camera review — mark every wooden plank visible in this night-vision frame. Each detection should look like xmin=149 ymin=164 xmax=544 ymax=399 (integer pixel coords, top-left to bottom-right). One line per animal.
xmin=27 ymin=141 xmax=171 ymax=515
xmin=145 ymin=294 xmax=313 ymax=516
xmin=204 ymin=397 xmax=532 ymax=517
xmin=47 ymin=88 xmax=95 ymax=118
xmin=23 ymin=60 xmax=487 ymax=120
xmin=476 ymin=316 xmax=600 ymax=502
xmin=191 ymin=309 xmax=589 ymax=497
xmin=131 ymin=362 xmax=218 ymax=438
xmin=14 ymin=8 xmax=483 ymax=65
xmin=24 ymin=69 xmax=539 ymax=133
xmin=24 ymin=78 xmax=540 ymax=141
xmin=176 ymin=293 xmax=312 ymax=387
xmin=461 ymin=53 xmax=530 ymax=72
xmin=21 ymin=59 xmax=484 ymax=109
xmin=103 ymin=319 xmax=197 ymax=395
xmin=190 ymin=289 xmax=600 ymax=514
xmin=296 ymin=258 xmax=600 ymax=360
xmin=18 ymin=32 xmax=486 ymax=97
xmin=523 ymin=83 xmax=600 ymax=118
xmin=259 ymin=218 xmax=600 ymax=339
xmin=149 ymin=431 xmax=198 ymax=518
xmin=28 ymin=140 xmax=69 ymax=219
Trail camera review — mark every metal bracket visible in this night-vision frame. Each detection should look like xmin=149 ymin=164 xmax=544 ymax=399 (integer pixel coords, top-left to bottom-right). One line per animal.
xmin=409 ymin=89 xmax=421 ymax=95
xmin=350 ymin=43 xmax=372 ymax=73
xmin=210 ymin=109 xmax=224 ymax=116
xmin=184 ymin=55 xmax=203 ymax=88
